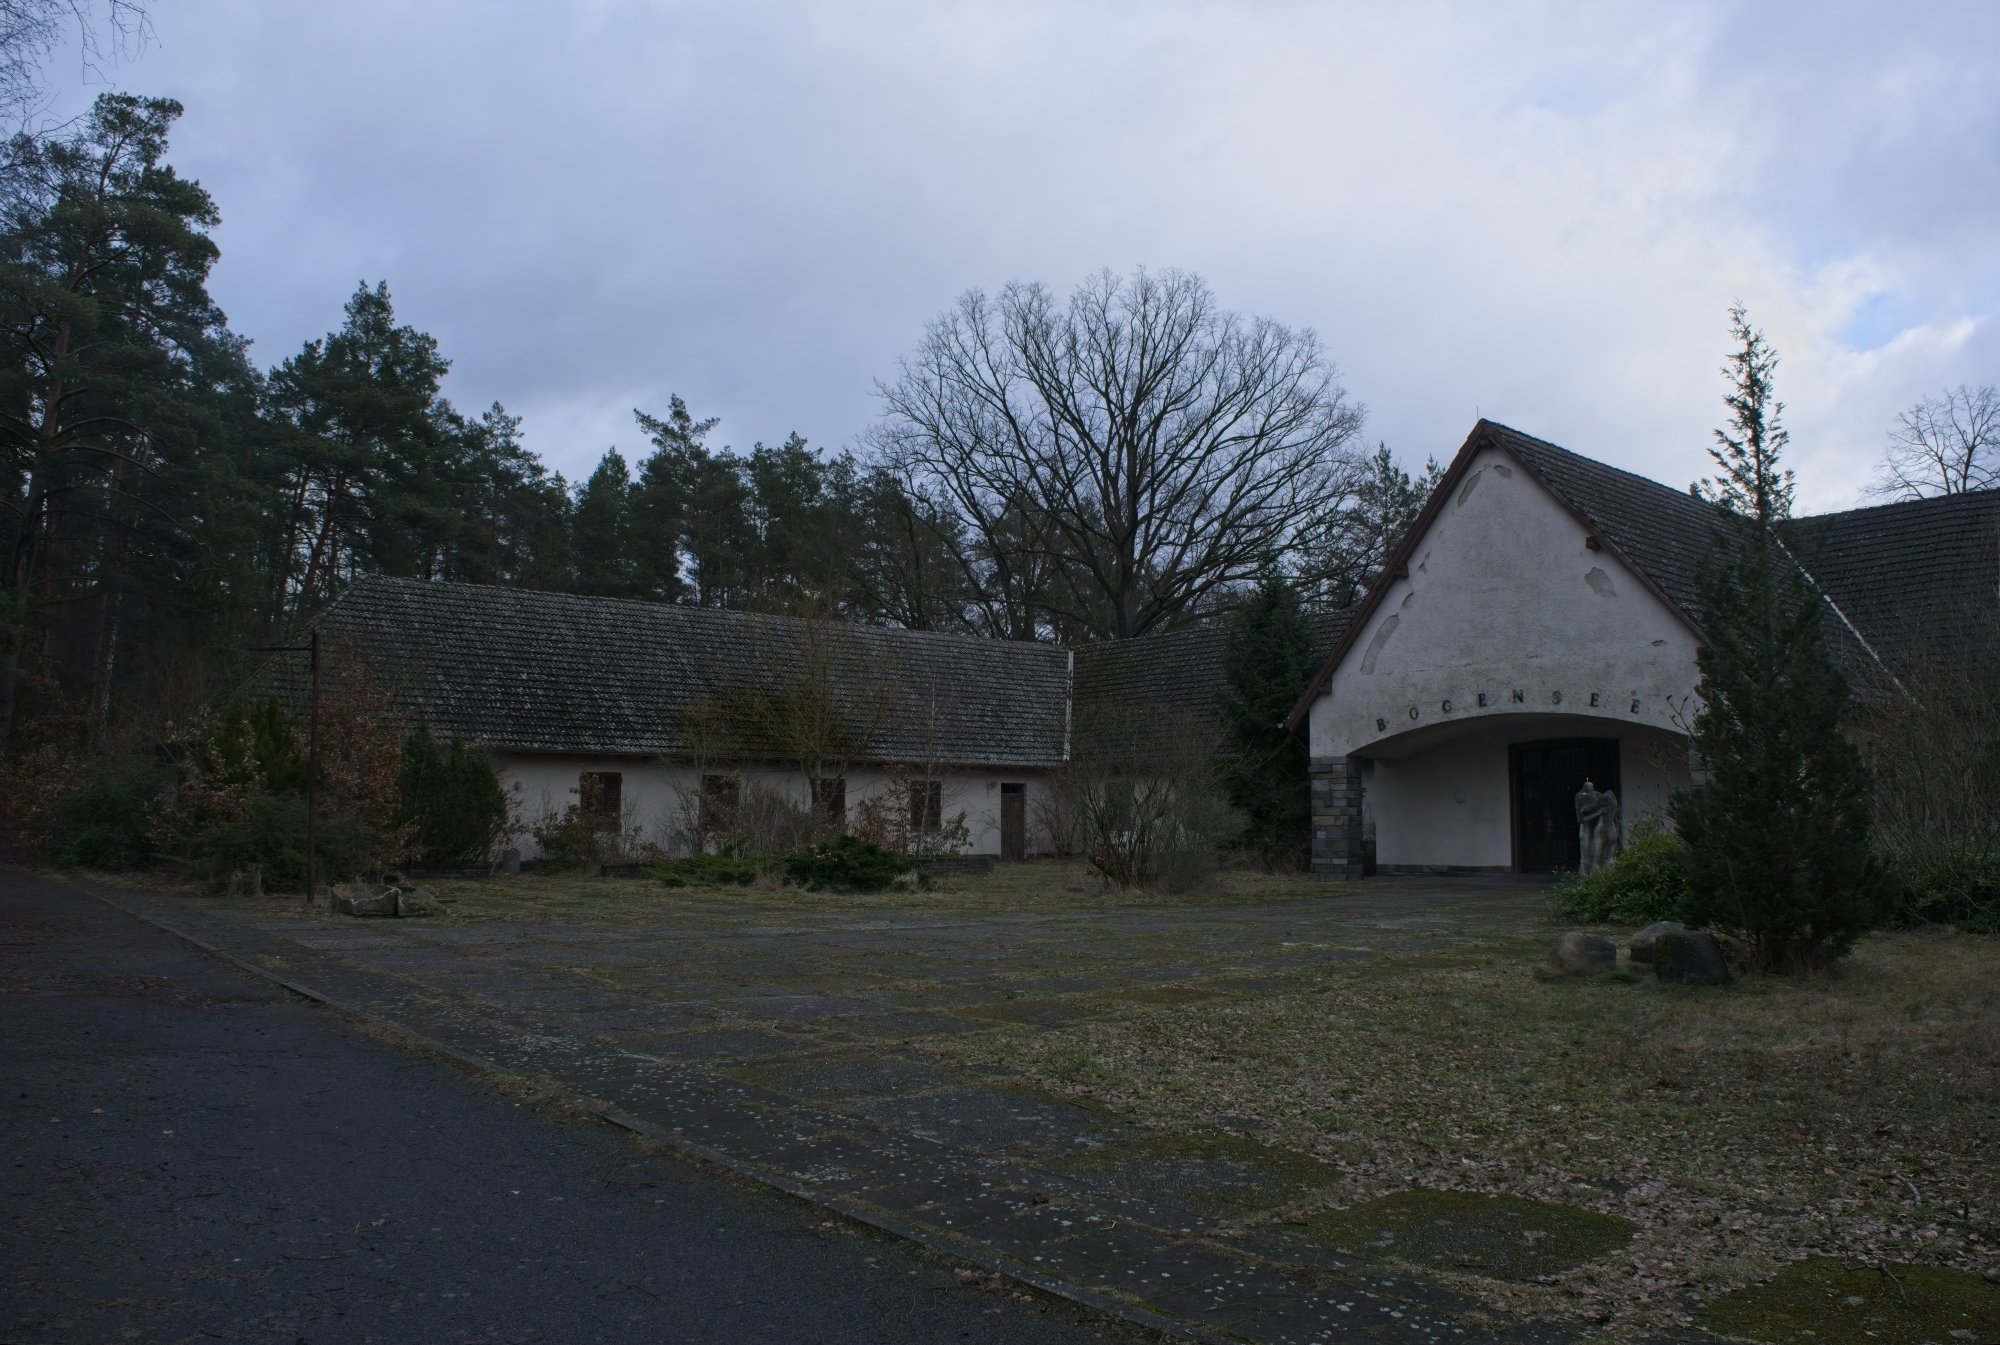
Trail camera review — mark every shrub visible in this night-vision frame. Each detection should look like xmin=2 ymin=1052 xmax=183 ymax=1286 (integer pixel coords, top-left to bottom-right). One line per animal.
xmin=726 ymin=782 xmax=814 ymax=856
xmin=785 ymin=834 xmax=913 ymax=892
xmin=529 ymin=804 xmax=610 ymax=870
xmin=1053 ymin=706 xmax=1244 ymax=894
xmin=650 ymin=853 xmax=761 ymax=888
xmin=46 ymin=770 xmax=159 ymax=870
xmin=1879 ymin=838 xmax=2000 ymax=935
xmin=394 ymin=731 xmax=510 ymax=867
xmin=150 ymin=648 xmax=412 ymax=892
xmin=193 ymin=793 xmax=381 ymax=892
xmin=1552 ymin=829 xmax=1691 ymax=925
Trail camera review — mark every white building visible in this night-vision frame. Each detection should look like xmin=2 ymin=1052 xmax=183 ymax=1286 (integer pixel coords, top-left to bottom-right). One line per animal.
xmin=1290 ymin=421 xmax=1998 ymax=876
xmin=286 ymin=420 xmax=1997 ymax=874
xmin=289 ymin=579 xmax=1078 ymax=860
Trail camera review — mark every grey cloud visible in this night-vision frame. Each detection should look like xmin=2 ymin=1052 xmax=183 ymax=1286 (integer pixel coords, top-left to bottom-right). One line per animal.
xmin=46 ymin=0 xmax=2000 ymax=506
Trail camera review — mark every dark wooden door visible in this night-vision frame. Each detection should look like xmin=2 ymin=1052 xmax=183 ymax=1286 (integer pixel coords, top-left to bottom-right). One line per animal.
xmin=1511 ymin=739 xmax=1620 ymax=873
xmin=999 ymin=783 xmax=1026 ymax=860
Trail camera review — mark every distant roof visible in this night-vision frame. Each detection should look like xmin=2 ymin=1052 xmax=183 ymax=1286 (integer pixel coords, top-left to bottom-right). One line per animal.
xmin=1784 ymin=489 xmax=2000 ymax=673
xmin=271 ymin=577 xmax=1072 ymax=767
xmin=1073 ymin=607 xmax=1354 ymax=750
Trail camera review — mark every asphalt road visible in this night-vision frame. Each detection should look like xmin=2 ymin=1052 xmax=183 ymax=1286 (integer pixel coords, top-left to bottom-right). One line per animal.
xmin=0 ymin=870 xmax=1139 ymax=1345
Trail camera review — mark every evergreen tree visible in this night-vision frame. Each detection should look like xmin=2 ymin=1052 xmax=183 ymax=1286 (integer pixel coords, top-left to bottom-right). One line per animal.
xmin=571 ymin=449 xmax=635 ymax=597
xmin=445 ymin=403 xmax=573 ymax=589
xmin=630 ymin=395 xmax=716 ymax=603
xmin=1674 ymin=305 xmax=1882 ymax=971
xmin=1299 ymin=443 xmax=1443 ymax=609
xmin=394 ymin=729 xmax=508 ymax=866
xmin=1216 ymin=571 xmax=1316 ymax=868
xmin=745 ymin=432 xmax=842 ymax=612
xmin=0 ymin=93 xmax=248 ymax=748
xmin=263 ymin=281 xmax=458 ymax=618
xmin=841 ymin=463 xmax=971 ymax=630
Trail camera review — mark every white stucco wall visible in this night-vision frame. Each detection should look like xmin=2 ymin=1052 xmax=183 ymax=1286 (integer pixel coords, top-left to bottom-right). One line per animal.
xmin=1309 ymin=444 xmax=1703 ymax=761
xmin=491 ymin=753 xmax=1056 ymax=859
xmin=1368 ymin=719 xmax=1690 ymax=869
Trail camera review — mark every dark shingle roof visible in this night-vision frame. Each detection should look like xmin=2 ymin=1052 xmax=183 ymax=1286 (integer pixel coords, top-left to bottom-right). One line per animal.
xmin=1072 ymin=607 xmax=1354 ymax=749
xmin=271 ymin=577 xmax=1071 ymax=767
xmin=1780 ymin=488 xmax=2000 ymax=673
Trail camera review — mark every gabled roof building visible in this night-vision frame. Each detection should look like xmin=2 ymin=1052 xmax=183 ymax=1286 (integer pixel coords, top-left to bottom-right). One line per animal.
xmin=1288 ymin=420 xmax=1998 ymax=877
xmin=279 ymin=420 xmax=1997 ymax=872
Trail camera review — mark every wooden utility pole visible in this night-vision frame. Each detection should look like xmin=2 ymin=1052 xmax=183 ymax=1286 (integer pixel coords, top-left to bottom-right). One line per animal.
xmin=305 ymin=627 xmax=320 ymax=906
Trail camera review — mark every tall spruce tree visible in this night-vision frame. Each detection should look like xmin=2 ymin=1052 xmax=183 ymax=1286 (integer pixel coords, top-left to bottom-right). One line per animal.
xmin=572 ymin=449 xmax=635 ymax=597
xmin=1217 ymin=571 xmax=1316 ymax=868
xmin=1674 ymin=305 xmax=1882 ymax=970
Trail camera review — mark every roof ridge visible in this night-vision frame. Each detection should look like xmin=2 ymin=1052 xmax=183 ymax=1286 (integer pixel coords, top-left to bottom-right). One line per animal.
xmin=341 ymin=574 xmax=1061 ymax=655
xmin=1478 ymin=419 xmax=1711 ymax=505
xmin=1791 ymin=485 xmax=2000 ymax=526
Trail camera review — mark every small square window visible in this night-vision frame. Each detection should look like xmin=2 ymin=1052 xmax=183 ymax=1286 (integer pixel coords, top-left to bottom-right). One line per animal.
xmin=579 ymin=771 xmax=623 ymax=827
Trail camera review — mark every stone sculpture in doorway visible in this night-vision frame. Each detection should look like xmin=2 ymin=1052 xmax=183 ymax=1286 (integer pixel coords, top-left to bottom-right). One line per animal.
xmin=1573 ymin=778 xmax=1623 ymax=875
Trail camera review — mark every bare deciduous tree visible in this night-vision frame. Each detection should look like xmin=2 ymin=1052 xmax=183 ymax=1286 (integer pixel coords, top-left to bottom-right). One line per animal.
xmin=1046 ymin=704 xmax=1242 ymax=893
xmin=1871 ymin=384 xmax=1999 ymax=499
xmin=872 ymin=268 xmax=1366 ymax=641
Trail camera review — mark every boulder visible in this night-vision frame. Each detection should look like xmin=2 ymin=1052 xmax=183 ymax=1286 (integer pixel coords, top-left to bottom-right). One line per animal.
xmin=1629 ymin=921 xmax=1686 ymax=965
xmin=1653 ymin=930 xmax=1731 ymax=986
xmin=1550 ymin=931 xmax=1618 ymax=976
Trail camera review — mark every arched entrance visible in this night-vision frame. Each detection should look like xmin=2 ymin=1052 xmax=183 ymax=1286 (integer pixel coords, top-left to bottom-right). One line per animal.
xmin=1510 ymin=738 xmax=1620 ymax=873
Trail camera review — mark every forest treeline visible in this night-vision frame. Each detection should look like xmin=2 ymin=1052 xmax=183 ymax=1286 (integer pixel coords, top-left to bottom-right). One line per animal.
xmin=0 ymin=95 xmax=1437 ymax=757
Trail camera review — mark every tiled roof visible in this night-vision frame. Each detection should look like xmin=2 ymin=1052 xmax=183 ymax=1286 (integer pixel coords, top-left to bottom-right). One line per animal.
xmin=270 ymin=577 xmax=1072 ymax=768
xmin=1781 ymin=488 xmax=2000 ymax=673
xmin=1484 ymin=423 xmax=2000 ymax=685
xmin=1072 ymin=607 xmax=1355 ymax=752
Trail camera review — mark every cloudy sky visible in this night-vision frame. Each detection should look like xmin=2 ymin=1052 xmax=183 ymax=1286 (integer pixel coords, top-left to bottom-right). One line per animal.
xmin=46 ymin=0 xmax=2000 ymax=512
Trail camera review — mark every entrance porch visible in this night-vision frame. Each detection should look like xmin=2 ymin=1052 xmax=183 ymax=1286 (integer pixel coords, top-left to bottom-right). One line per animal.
xmin=1312 ymin=714 xmax=1690 ymax=877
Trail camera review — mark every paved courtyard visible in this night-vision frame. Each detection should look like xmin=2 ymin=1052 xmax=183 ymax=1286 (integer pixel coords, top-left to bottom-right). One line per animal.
xmin=86 ymin=869 xmax=1709 ymax=1345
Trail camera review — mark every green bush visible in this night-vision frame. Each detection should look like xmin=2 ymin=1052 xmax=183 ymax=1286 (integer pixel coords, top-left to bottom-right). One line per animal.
xmin=1552 ymin=830 xmax=1691 ymax=925
xmin=394 ymin=731 xmax=510 ymax=867
xmin=46 ymin=770 xmax=160 ymax=870
xmin=650 ymin=853 xmax=761 ymax=888
xmin=194 ymin=793 xmax=382 ymax=892
xmin=1879 ymin=838 xmax=2000 ymax=934
xmin=784 ymin=834 xmax=913 ymax=892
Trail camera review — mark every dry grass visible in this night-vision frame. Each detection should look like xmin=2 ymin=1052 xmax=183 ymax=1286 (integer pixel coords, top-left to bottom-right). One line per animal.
xmin=939 ymin=929 xmax=2000 ymax=1331
xmin=411 ymin=858 xmax=1343 ymax=925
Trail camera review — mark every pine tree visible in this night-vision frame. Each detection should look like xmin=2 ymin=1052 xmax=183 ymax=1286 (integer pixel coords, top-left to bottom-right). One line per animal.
xmin=1673 ymin=305 xmax=1882 ymax=971
xmin=1299 ymin=443 xmax=1443 ymax=609
xmin=1217 ymin=571 xmax=1316 ymax=868
xmin=0 ymin=94 xmax=242 ymax=748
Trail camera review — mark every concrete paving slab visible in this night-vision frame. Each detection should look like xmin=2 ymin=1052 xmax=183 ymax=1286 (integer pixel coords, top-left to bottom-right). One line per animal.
xmin=853 ymin=1085 xmax=1117 ymax=1154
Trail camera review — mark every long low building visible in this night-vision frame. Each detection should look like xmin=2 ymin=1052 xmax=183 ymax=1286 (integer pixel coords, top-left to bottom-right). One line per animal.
xmin=273 ymin=419 xmax=1997 ymax=872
